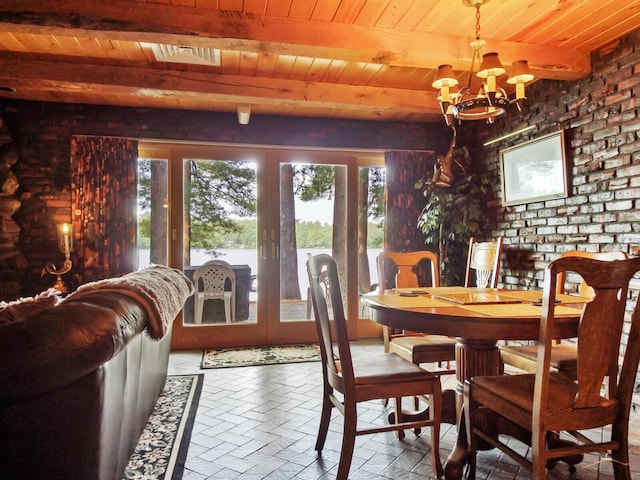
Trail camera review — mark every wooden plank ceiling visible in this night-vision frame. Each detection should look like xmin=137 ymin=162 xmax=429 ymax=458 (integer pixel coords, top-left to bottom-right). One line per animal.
xmin=0 ymin=0 xmax=638 ymax=123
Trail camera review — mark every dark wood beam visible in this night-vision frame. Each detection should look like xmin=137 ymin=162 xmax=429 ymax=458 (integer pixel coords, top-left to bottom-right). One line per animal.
xmin=0 ymin=56 xmax=440 ymax=115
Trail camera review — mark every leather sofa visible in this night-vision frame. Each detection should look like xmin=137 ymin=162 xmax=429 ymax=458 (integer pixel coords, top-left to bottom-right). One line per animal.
xmin=0 ymin=267 xmax=193 ymax=480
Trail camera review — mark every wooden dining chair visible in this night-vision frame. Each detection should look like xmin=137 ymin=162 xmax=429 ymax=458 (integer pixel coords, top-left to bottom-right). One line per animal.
xmin=500 ymin=250 xmax=628 ymax=380
xmin=307 ymin=254 xmax=443 ymax=480
xmin=464 ymin=237 xmax=503 ymax=288
xmin=377 ymin=251 xmax=457 ymax=376
xmin=306 ymin=252 xmax=330 ymax=319
xmin=464 ymin=255 xmax=640 ymax=479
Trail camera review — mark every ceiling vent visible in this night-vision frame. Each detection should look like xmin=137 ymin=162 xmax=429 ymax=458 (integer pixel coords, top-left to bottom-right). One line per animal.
xmin=147 ymin=44 xmax=221 ymax=66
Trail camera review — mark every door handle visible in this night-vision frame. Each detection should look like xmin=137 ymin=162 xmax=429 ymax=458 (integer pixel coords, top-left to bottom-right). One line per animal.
xmin=271 ymin=229 xmax=278 ymax=259
xmin=261 ymin=229 xmax=268 ymax=260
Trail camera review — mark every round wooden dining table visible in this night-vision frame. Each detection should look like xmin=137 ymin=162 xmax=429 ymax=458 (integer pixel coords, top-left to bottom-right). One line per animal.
xmin=362 ymin=286 xmax=587 ymax=480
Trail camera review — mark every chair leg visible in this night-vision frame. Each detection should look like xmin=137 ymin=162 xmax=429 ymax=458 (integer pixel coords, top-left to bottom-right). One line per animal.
xmin=315 ymin=390 xmax=333 ymax=452
xmin=231 ymin=292 xmax=235 ymax=322
xmin=611 ymin=424 xmax=632 ymax=480
xmin=531 ymin=428 xmax=548 ymax=479
xmin=194 ymin=295 xmax=203 ymax=324
xmin=464 ymin=385 xmax=477 ymax=480
xmin=546 ymin=432 xmax=582 ymax=470
xmin=429 ymin=387 xmax=443 ymax=478
xmin=394 ymin=397 xmax=405 ymax=440
xmin=224 ymin=293 xmax=232 ymax=323
xmin=337 ymin=401 xmax=358 ymax=480
xmin=383 ymin=327 xmax=391 ymax=353
xmin=380 ymin=329 xmax=391 ymax=408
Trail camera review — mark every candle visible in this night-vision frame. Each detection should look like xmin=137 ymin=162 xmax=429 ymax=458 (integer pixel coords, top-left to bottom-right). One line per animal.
xmin=61 ymin=224 xmax=70 ymax=255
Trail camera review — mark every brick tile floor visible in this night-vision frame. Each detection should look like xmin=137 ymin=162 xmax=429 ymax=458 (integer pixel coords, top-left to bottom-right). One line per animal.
xmin=168 ymin=339 xmax=640 ymax=479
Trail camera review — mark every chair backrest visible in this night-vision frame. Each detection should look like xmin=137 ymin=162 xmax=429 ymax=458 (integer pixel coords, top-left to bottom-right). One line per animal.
xmin=556 ymin=250 xmax=628 ymax=297
xmin=537 ymin=256 xmax=640 ymax=420
xmin=464 ymin=237 xmax=503 ymax=288
xmin=376 ymin=251 xmax=440 ymax=290
xmin=307 ymin=254 xmax=355 ymax=391
xmin=193 ymin=263 xmax=235 ymax=295
xmin=203 ymin=259 xmax=231 ymax=267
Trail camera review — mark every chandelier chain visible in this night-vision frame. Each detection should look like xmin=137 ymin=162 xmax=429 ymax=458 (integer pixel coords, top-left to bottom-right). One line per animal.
xmin=467 ymin=3 xmax=484 ymax=90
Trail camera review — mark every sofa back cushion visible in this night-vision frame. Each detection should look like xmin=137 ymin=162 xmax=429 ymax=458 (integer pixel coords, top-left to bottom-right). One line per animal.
xmin=0 ymin=289 xmax=61 ymax=325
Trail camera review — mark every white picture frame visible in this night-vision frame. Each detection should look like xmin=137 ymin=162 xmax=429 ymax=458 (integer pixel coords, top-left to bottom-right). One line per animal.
xmin=499 ymin=131 xmax=568 ymax=206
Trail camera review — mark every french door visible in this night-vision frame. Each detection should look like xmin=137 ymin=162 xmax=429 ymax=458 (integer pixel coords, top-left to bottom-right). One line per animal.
xmin=138 ymin=142 xmax=383 ymax=350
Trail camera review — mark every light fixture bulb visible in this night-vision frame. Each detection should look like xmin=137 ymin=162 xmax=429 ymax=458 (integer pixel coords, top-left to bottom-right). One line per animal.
xmin=477 ymin=52 xmax=505 ymax=79
xmin=237 ymin=104 xmax=251 ymax=125
xmin=432 ymin=65 xmax=458 ymax=89
xmin=507 ymin=60 xmax=534 ymax=99
xmin=507 ymin=60 xmax=534 ymax=84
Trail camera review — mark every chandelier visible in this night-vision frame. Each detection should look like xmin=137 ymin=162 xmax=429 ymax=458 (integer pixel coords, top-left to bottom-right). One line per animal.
xmin=432 ymin=0 xmax=534 ymax=126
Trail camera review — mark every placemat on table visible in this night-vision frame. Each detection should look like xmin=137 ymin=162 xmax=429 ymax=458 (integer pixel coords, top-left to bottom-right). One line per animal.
xmin=498 ymin=290 xmax=591 ymax=304
xmin=365 ymin=294 xmax=453 ymax=309
xmin=459 ymin=303 xmax=582 ymax=317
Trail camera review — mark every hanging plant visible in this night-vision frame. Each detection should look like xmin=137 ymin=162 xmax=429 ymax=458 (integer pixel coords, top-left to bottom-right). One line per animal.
xmin=415 ymin=145 xmax=493 ymax=286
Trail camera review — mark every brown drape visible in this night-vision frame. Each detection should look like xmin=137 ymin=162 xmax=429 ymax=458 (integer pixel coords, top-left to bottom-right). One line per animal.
xmin=70 ymin=136 xmax=138 ymax=285
xmin=383 ymin=151 xmax=438 ymax=286
xmin=384 ymin=151 xmax=436 ymax=251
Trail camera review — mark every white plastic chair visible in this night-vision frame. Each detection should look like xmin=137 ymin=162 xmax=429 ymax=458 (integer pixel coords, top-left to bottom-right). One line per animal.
xmin=203 ymin=259 xmax=231 ymax=266
xmin=193 ymin=263 xmax=236 ymax=324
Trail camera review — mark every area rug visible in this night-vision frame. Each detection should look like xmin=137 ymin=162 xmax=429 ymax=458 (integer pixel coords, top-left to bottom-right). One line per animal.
xmin=201 ymin=344 xmax=321 ymax=369
xmin=124 ymin=374 xmax=203 ymax=480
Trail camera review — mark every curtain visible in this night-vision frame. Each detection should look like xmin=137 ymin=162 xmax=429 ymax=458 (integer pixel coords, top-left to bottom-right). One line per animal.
xmin=383 ymin=151 xmax=437 ymax=286
xmin=70 ymin=136 xmax=138 ymax=286
xmin=384 ymin=150 xmax=436 ymax=251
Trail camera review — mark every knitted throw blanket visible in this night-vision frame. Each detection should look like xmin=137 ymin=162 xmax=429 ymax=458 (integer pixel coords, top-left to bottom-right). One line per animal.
xmin=62 ymin=265 xmax=194 ymax=340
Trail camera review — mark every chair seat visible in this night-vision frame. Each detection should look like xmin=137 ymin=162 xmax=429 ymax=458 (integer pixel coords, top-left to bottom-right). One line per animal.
xmin=500 ymin=344 xmax=577 ymax=379
xmin=390 ymin=334 xmax=457 ymax=365
xmin=352 ymin=352 xmax=440 ymax=385
xmin=470 ymin=372 xmax=618 ymax=431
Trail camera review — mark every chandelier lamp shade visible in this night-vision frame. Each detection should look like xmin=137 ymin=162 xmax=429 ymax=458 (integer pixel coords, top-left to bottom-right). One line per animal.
xmin=433 ymin=0 xmax=535 ymax=125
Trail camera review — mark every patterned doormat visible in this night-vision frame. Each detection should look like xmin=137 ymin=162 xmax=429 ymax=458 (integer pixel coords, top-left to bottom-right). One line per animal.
xmin=200 ymin=344 xmax=321 ymax=369
xmin=124 ymin=374 xmax=203 ymax=480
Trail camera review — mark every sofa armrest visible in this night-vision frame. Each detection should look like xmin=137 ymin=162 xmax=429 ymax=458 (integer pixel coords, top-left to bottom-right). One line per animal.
xmin=0 ymin=292 xmax=147 ymax=403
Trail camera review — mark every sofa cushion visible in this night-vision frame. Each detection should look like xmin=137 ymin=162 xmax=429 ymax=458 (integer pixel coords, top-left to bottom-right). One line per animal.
xmin=0 ymin=288 xmax=61 ymax=325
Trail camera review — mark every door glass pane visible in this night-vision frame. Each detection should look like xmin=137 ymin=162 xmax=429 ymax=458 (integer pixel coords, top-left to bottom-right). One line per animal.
xmin=182 ymin=158 xmax=258 ymax=326
xmin=279 ymin=163 xmax=348 ymax=322
xmin=358 ymin=166 xmax=385 ymax=309
xmin=137 ymin=158 xmax=168 ymax=268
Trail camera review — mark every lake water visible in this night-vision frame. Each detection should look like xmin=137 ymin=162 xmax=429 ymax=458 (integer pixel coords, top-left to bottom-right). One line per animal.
xmin=138 ymin=248 xmax=382 ymax=300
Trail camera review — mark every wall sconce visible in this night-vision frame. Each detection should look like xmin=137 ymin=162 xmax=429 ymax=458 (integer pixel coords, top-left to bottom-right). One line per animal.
xmin=237 ymin=104 xmax=251 ymax=125
xmin=44 ymin=223 xmax=73 ymax=293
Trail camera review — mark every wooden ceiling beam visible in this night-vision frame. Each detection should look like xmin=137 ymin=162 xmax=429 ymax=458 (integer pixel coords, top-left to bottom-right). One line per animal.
xmin=0 ymin=56 xmax=440 ymax=115
xmin=0 ymin=0 xmax=591 ymax=81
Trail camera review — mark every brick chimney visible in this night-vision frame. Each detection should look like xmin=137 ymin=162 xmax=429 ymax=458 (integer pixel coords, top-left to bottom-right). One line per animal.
xmin=0 ymin=116 xmax=27 ymax=299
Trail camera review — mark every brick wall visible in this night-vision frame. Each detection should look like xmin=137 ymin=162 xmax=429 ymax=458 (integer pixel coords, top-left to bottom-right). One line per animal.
xmin=0 ymin=102 xmax=451 ymax=298
xmin=461 ymin=28 xmax=640 ymax=292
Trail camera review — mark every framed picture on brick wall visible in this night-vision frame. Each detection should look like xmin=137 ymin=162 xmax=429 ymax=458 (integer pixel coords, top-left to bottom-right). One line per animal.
xmin=499 ymin=130 xmax=568 ymax=206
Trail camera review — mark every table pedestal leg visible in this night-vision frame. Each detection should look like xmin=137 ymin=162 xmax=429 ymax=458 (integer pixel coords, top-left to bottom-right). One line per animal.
xmin=444 ymin=338 xmax=502 ymax=480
